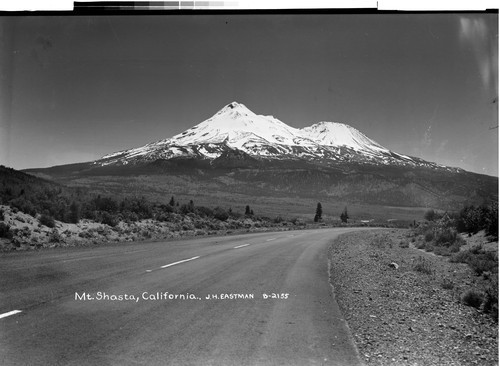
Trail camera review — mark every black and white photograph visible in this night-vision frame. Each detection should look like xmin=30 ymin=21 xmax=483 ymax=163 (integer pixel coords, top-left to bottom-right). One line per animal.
xmin=0 ymin=1 xmax=498 ymax=365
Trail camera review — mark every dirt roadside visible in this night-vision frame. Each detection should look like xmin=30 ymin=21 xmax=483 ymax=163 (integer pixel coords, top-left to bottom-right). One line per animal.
xmin=329 ymin=229 xmax=498 ymax=366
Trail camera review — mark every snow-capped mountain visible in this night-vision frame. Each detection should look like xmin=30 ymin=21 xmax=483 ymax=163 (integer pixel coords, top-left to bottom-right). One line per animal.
xmin=95 ymin=102 xmax=452 ymax=170
xmin=24 ymin=102 xmax=497 ymax=211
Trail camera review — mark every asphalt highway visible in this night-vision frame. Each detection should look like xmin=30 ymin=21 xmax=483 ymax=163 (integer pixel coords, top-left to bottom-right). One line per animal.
xmin=0 ymin=228 xmax=366 ymax=366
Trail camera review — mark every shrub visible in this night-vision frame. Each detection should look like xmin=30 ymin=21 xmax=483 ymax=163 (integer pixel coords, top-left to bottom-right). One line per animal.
xmin=469 ymin=245 xmax=484 ymax=255
xmin=0 ymin=222 xmax=13 ymax=239
xmin=78 ymin=231 xmax=91 ymax=239
xmin=399 ymin=240 xmax=409 ymax=248
xmin=273 ymin=216 xmax=284 ymax=224
xmin=160 ymin=204 xmax=175 ymax=214
xmin=100 ymin=212 xmax=118 ymax=227
xmin=290 ymin=217 xmax=302 ymax=225
xmin=424 ymin=230 xmax=434 ymax=242
xmin=39 ymin=214 xmax=56 ymax=228
xmin=441 ymin=278 xmax=454 ymax=290
xmin=434 ymin=227 xmax=458 ymax=246
xmin=182 ymin=222 xmax=195 ymax=231
xmin=49 ymin=228 xmax=62 ymax=243
xmin=193 ymin=219 xmax=207 ymax=229
xmin=462 ymin=290 xmax=483 ymax=309
xmin=424 ymin=209 xmax=437 ymax=221
xmin=451 ymin=247 xmax=498 ymax=276
xmin=420 ymin=224 xmax=466 ymax=255
xmin=448 ymin=241 xmax=462 ymax=253
xmin=229 ymin=211 xmax=243 ymax=219
xmin=424 ymin=241 xmax=435 ymax=252
xmin=468 ymin=254 xmax=498 ymax=275
xmin=483 ymin=278 xmax=498 ymax=319
xmin=123 ymin=211 xmax=139 ymax=222
xmin=158 ymin=212 xmax=175 ymax=222
xmin=213 ymin=207 xmax=229 ymax=221
xmin=450 ymin=249 xmax=472 ymax=263
xmin=179 ymin=204 xmax=191 ymax=215
xmin=118 ymin=197 xmax=152 ymax=219
xmin=9 ymin=197 xmax=37 ymax=217
xmin=416 ymin=241 xmax=426 ymax=250
xmin=413 ymin=256 xmax=434 ymax=275
xmin=195 ymin=206 xmax=213 ymax=218
xmin=433 ymin=246 xmax=452 ymax=256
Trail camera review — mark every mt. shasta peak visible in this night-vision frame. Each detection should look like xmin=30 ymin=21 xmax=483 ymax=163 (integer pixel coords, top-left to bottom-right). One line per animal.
xmin=25 ymin=102 xmax=498 ymax=212
xmin=97 ymin=102 xmax=455 ymax=171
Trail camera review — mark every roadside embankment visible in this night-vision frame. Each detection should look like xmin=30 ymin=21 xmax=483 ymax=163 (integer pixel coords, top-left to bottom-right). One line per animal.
xmin=0 ymin=204 xmax=311 ymax=251
xmin=329 ymin=229 xmax=498 ymax=366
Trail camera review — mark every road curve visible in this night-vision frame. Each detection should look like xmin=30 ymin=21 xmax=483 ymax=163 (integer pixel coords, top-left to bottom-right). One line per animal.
xmin=0 ymin=228 xmax=366 ymax=366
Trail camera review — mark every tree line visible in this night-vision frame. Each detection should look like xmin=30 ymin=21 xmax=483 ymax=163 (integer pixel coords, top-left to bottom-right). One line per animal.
xmin=424 ymin=201 xmax=498 ymax=239
xmin=314 ymin=202 xmax=349 ymax=223
xmin=0 ymin=166 xmax=262 ymax=227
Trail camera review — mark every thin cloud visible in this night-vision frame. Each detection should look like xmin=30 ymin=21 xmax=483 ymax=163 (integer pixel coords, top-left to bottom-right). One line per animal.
xmin=422 ymin=125 xmax=432 ymax=148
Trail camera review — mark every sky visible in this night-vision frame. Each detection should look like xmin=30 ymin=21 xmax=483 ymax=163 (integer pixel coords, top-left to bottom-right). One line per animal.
xmin=0 ymin=10 xmax=498 ymax=176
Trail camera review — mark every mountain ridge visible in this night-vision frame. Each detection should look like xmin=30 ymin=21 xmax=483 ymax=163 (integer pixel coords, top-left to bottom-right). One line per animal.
xmin=95 ymin=102 xmax=459 ymax=172
xmin=22 ymin=102 xmax=497 ymax=212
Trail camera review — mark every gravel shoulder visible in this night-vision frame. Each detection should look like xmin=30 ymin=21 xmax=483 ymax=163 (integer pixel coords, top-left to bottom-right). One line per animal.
xmin=329 ymin=229 xmax=498 ymax=366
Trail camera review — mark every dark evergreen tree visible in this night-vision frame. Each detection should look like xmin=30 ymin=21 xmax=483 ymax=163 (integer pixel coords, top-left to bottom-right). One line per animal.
xmin=69 ymin=201 xmax=80 ymax=224
xmin=180 ymin=204 xmax=190 ymax=215
xmin=169 ymin=196 xmax=175 ymax=206
xmin=314 ymin=202 xmax=322 ymax=222
xmin=485 ymin=203 xmax=498 ymax=239
xmin=245 ymin=205 xmax=251 ymax=215
xmin=340 ymin=207 xmax=349 ymax=223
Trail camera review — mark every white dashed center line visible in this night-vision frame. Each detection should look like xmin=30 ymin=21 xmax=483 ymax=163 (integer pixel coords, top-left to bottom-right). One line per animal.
xmin=266 ymin=238 xmax=276 ymax=242
xmin=234 ymin=244 xmax=250 ymax=249
xmin=146 ymin=256 xmax=201 ymax=273
xmin=0 ymin=310 xmax=22 ymax=319
xmin=161 ymin=256 xmax=200 ymax=268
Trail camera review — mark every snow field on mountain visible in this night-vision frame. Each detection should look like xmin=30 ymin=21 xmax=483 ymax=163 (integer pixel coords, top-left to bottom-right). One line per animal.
xmin=96 ymin=101 xmax=434 ymax=169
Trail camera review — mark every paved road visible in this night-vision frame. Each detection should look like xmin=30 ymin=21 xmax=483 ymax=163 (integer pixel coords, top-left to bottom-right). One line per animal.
xmin=0 ymin=228 xmax=365 ymax=366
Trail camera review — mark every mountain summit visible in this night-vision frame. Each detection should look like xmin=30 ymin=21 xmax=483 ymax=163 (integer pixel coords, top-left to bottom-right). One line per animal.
xmin=169 ymin=101 xmax=302 ymax=147
xmin=96 ymin=102 xmax=453 ymax=171
xmin=25 ymin=102 xmax=496 ymax=211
